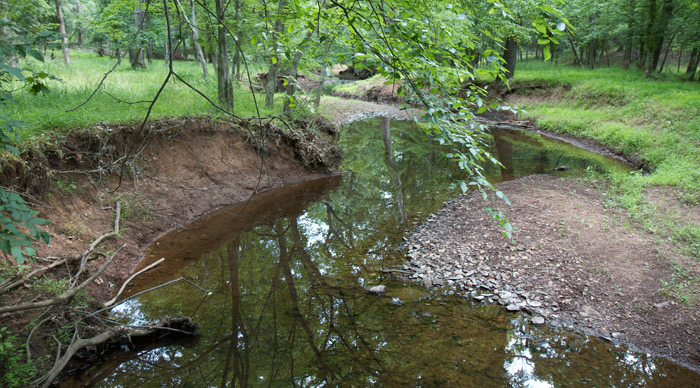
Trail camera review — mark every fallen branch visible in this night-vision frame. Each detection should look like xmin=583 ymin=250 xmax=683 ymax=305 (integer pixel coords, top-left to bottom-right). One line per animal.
xmin=36 ymin=316 xmax=198 ymax=388
xmin=71 ymin=201 xmax=121 ymax=288
xmin=0 ymin=257 xmax=70 ymax=295
xmin=103 ymin=257 xmax=165 ymax=307
xmin=0 ymin=244 xmax=125 ymax=314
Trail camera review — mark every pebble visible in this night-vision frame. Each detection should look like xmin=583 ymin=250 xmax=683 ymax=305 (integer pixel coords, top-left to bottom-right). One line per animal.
xmin=532 ymin=316 xmax=546 ymax=325
xmin=390 ymin=297 xmax=403 ymax=306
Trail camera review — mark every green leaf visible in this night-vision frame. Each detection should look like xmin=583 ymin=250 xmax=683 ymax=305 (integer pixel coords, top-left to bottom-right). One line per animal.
xmin=271 ymin=56 xmax=277 ymax=64
xmin=543 ymin=45 xmax=551 ymax=61
xmin=0 ymin=64 xmax=25 ymax=81
xmin=10 ymin=245 xmax=25 ymax=264
xmin=28 ymin=49 xmax=44 ymax=62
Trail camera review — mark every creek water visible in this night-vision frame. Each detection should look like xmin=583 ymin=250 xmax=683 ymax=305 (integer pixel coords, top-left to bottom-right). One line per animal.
xmin=64 ymin=118 xmax=699 ymax=387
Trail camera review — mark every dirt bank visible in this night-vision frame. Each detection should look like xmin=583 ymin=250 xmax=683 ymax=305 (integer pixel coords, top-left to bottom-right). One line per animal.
xmin=404 ymin=175 xmax=700 ymax=371
xmin=0 ymin=116 xmax=339 ymax=381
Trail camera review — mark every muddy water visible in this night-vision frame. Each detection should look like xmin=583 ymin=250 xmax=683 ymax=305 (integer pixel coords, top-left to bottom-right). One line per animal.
xmin=65 ymin=118 xmax=699 ymax=387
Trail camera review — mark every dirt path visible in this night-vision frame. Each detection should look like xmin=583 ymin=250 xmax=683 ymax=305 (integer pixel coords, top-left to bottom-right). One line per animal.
xmin=404 ymin=175 xmax=700 ymax=371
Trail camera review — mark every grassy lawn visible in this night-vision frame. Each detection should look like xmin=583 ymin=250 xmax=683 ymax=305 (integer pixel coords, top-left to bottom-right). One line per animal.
xmin=1 ymin=51 xmax=284 ymax=147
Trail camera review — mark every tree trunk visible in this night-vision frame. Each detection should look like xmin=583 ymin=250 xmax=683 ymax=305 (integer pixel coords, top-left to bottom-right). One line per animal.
xmin=587 ymin=39 xmax=598 ymax=68
xmin=677 ymin=45 xmax=683 ymax=73
xmin=659 ymin=33 xmax=676 ymax=72
xmin=147 ymin=42 xmax=153 ymax=64
xmin=74 ymin=0 xmax=83 ymax=46
xmin=230 ymin=0 xmax=242 ymax=81
xmin=282 ymin=30 xmax=313 ymax=115
xmin=315 ymin=65 xmax=327 ymax=108
xmin=178 ymin=0 xmax=209 ymax=78
xmin=380 ymin=117 xmax=407 ymax=223
xmin=164 ymin=39 xmax=170 ymax=66
xmin=215 ymin=0 xmax=234 ymax=110
xmin=55 ymin=0 xmax=70 ymax=64
xmin=646 ymin=0 xmax=673 ymax=76
xmin=265 ymin=0 xmax=286 ymax=108
xmin=130 ymin=2 xmax=147 ymax=69
xmin=502 ymin=36 xmax=518 ymax=79
xmin=624 ymin=38 xmax=632 ymax=68
xmin=686 ymin=47 xmax=700 ymax=80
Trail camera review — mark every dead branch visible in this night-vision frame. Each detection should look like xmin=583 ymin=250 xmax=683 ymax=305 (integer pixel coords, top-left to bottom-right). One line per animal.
xmin=103 ymin=257 xmax=165 ymax=307
xmin=36 ymin=316 xmax=198 ymax=388
xmin=71 ymin=201 xmax=121 ymax=288
xmin=0 ymin=257 xmax=69 ymax=295
xmin=0 ymin=244 xmax=124 ymax=315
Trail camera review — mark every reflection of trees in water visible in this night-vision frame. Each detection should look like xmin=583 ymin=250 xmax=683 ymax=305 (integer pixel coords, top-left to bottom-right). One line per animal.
xmin=86 ymin=121 xmax=668 ymax=388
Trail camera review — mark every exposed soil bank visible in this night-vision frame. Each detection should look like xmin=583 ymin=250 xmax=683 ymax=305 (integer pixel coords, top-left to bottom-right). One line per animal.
xmin=404 ymin=175 xmax=700 ymax=371
xmin=0 ymin=116 xmax=339 ymax=377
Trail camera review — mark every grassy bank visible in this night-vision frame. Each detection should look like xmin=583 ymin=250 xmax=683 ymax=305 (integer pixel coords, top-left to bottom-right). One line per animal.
xmin=511 ymin=62 xmax=700 ymax=282
xmin=1 ymin=51 xmax=284 ymax=147
xmin=511 ymin=61 xmax=700 ymax=197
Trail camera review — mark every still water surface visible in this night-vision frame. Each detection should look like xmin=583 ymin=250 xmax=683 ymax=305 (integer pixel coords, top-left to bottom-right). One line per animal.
xmin=64 ymin=118 xmax=699 ymax=387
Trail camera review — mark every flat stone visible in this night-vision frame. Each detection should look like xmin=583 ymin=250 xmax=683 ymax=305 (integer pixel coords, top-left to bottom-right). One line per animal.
xmin=366 ymin=285 xmax=387 ymax=295
xmin=506 ymin=304 xmax=520 ymax=312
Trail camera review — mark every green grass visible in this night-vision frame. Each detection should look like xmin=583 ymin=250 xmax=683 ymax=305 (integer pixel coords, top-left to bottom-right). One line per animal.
xmin=331 ymin=74 xmax=386 ymax=96
xmin=511 ymin=61 xmax=700 ymax=198
xmin=1 ymin=51 xmax=287 ymax=148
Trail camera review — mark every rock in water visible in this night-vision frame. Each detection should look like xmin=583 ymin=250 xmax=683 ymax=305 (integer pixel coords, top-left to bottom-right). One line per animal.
xmin=366 ymin=285 xmax=387 ymax=296
xmin=532 ymin=316 xmax=546 ymax=325
xmin=390 ymin=297 xmax=404 ymax=306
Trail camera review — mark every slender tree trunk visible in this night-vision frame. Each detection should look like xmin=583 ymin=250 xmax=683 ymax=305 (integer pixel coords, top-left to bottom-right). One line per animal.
xmin=146 ymin=42 xmax=153 ymax=64
xmin=314 ymin=65 xmax=326 ymax=108
xmin=502 ymin=36 xmax=518 ymax=79
xmin=265 ymin=0 xmax=286 ymax=108
xmin=624 ymin=38 xmax=632 ymax=68
xmin=130 ymin=2 xmax=147 ymax=69
xmin=283 ymin=30 xmax=313 ymax=115
xmin=659 ymin=33 xmax=675 ymax=72
xmin=177 ymin=0 xmax=208 ymax=78
xmin=380 ymin=117 xmax=407 ymax=223
xmin=686 ymin=47 xmax=700 ymax=80
xmin=55 ymin=0 xmax=70 ymax=64
xmin=646 ymin=0 xmax=673 ymax=75
xmin=215 ymin=0 xmax=233 ymax=110
xmin=230 ymin=0 xmax=242 ymax=81
xmin=164 ymin=39 xmax=170 ymax=66
xmin=587 ymin=39 xmax=598 ymax=69
xmin=74 ymin=0 xmax=83 ymax=46
xmin=677 ymin=45 xmax=683 ymax=73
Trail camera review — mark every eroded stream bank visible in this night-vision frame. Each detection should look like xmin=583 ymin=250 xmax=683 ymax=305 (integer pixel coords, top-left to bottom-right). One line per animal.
xmin=63 ymin=117 xmax=700 ymax=387
xmin=0 ymin=116 xmax=340 ymax=386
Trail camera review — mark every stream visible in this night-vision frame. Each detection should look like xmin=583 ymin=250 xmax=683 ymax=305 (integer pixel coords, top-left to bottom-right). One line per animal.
xmin=63 ymin=118 xmax=700 ymax=387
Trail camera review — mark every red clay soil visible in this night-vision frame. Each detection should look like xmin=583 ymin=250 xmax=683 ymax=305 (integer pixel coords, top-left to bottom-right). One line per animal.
xmin=0 ymin=116 xmax=339 ymax=331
